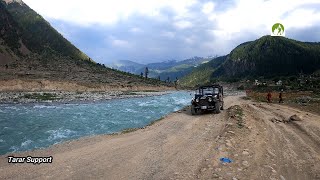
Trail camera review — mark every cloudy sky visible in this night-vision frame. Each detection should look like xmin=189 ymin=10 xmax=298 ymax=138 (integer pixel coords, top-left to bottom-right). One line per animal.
xmin=23 ymin=0 xmax=320 ymax=64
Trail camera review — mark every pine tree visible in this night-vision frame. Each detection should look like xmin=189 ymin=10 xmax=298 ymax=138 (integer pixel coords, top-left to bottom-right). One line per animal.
xmin=145 ymin=67 xmax=149 ymax=78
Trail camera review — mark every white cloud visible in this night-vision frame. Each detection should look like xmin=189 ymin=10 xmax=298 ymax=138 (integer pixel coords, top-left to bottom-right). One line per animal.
xmin=202 ymin=2 xmax=215 ymax=14
xmin=112 ymin=39 xmax=130 ymax=48
xmin=174 ymin=20 xmax=193 ymax=29
xmin=22 ymin=0 xmax=320 ymax=62
xmin=24 ymin=0 xmax=320 ymax=39
xmin=23 ymin=0 xmax=197 ymax=26
xmin=130 ymin=27 xmax=143 ymax=33
xmin=184 ymin=37 xmax=194 ymax=44
xmin=161 ymin=31 xmax=175 ymax=39
xmin=212 ymin=0 xmax=320 ymax=38
xmin=283 ymin=9 xmax=320 ymax=29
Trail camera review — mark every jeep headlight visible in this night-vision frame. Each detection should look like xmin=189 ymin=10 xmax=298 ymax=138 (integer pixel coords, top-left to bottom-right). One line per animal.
xmin=196 ymin=98 xmax=199 ymax=103
xmin=208 ymin=97 xmax=212 ymax=102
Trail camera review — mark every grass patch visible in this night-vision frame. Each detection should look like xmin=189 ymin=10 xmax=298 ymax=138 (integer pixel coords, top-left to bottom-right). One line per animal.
xmin=137 ymin=90 xmax=160 ymax=92
xmin=235 ymin=106 xmax=244 ymax=128
xmin=120 ymin=116 xmax=166 ymax=134
xmin=121 ymin=91 xmax=137 ymax=95
xmin=22 ymin=93 xmax=57 ymax=100
xmin=228 ymin=105 xmax=245 ymax=128
xmin=241 ymin=96 xmax=251 ymax=100
xmin=247 ymin=90 xmax=320 ymax=115
xmin=122 ymin=90 xmax=161 ymax=95
xmin=148 ymin=116 xmax=165 ymax=126
xmin=121 ymin=128 xmax=140 ymax=134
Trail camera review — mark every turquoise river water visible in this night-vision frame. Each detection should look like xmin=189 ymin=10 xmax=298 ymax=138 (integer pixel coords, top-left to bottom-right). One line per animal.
xmin=0 ymin=91 xmax=192 ymax=155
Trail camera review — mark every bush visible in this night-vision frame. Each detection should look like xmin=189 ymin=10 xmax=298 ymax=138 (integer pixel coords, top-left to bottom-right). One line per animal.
xmin=237 ymin=85 xmax=245 ymax=90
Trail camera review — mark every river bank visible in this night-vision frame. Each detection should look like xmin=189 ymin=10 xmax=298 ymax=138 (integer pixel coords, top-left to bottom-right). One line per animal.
xmin=0 ymin=90 xmax=172 ymax=104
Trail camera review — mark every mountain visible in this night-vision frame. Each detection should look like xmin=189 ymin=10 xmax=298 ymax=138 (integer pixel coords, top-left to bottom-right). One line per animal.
xmin=110 ymin=57 xmax=210 ymax=81
xmin=0 ymin=0 xmax=22 ymax=64
xmin=0 ymin=0 xmax=166 ymax=90
xmin=1 ymin=0 xmax=89 ymax=63
xmin=148 ymin=57 xmax=212 ymax=81
xmin=144 ymin=57 xmax=207 ymax=71
xmin=218 ymin=36 xmax=320 ymax=77
xmin=180 ymin=36 xmax=320 ymax=87
xmin=179 ymin=56 xmax=226 ymax=87
xmin=108 ymin=60 xmax=144 ymax=74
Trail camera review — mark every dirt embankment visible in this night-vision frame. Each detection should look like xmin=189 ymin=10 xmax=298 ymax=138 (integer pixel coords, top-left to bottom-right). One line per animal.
xmin=0 ymin=95 xmax=319 ymax=180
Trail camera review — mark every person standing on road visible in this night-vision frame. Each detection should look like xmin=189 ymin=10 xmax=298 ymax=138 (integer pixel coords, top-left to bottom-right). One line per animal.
xmin=267 ymin=92 xmax=272 ymax=103
xmin=279 ymin=89 xmax=284 ymax=103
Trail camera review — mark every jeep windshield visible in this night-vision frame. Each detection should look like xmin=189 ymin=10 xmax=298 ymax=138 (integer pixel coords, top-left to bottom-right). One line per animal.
xmin=199 ymin=87 xmax=219 ymax=95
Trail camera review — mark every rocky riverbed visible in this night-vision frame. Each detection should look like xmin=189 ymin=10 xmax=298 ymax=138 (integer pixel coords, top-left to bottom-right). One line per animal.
xmin=0 ymin=91 xmax=171 ymax=104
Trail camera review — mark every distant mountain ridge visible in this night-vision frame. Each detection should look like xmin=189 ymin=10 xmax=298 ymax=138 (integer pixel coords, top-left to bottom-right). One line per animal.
xmin=108 ymin=60 xmax=145 ymax=74
xmin=109 ymin=57 xmax=211 ymax=81
xmin=179 ymin=56 xmax=226 ymax=86
xmin=180 ymin=36 xmax=320 ymax=86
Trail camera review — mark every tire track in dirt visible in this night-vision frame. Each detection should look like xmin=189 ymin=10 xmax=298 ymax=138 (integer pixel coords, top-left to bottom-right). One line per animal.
xmin=246 ymin=103 xmax=320 ymax=180
xmin=259 ymin=104 xmax=320 ymax=151
xmin=243 ymin=104 xmax=290 ymax=179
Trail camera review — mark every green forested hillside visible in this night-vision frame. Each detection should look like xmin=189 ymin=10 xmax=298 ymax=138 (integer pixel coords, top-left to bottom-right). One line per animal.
xmin=0 ymin=1 xmax=21 ymax=54
xmin=180 ymin=56 xmax=226 ymax=86
xmin=3 ymin=1 xmax=89 ymax=61
xmin=219 ymin=36 xmax=320 ymax=77
xmin=180 ymin=36 xmax=320 ymax=87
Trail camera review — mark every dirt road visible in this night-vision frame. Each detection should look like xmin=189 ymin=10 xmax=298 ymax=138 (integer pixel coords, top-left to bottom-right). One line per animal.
xmin=0 ymin=95 xmax=320 ymax=179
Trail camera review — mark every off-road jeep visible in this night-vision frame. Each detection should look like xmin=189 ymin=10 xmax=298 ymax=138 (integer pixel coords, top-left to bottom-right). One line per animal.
xmin=191 ymin=85 xmax=224 ymax=115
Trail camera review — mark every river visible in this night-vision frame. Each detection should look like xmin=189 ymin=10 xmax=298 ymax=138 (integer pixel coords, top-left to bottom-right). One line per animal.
xmin=0 ymin=91 xmax=193 ymax=155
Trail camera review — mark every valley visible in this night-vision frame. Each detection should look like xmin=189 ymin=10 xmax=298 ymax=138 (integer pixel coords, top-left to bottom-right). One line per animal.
xmin=1 ymin=0 xmax=320 ymax=179
xmin=108 ymin=57 xmax=211 ymax=82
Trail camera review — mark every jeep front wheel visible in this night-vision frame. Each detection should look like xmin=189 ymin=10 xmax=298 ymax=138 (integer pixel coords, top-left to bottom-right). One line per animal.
xmin=191 ymin=105 xmax=197 ymax=115
xmin=214 ymin=102 xmax=221 ymax=114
